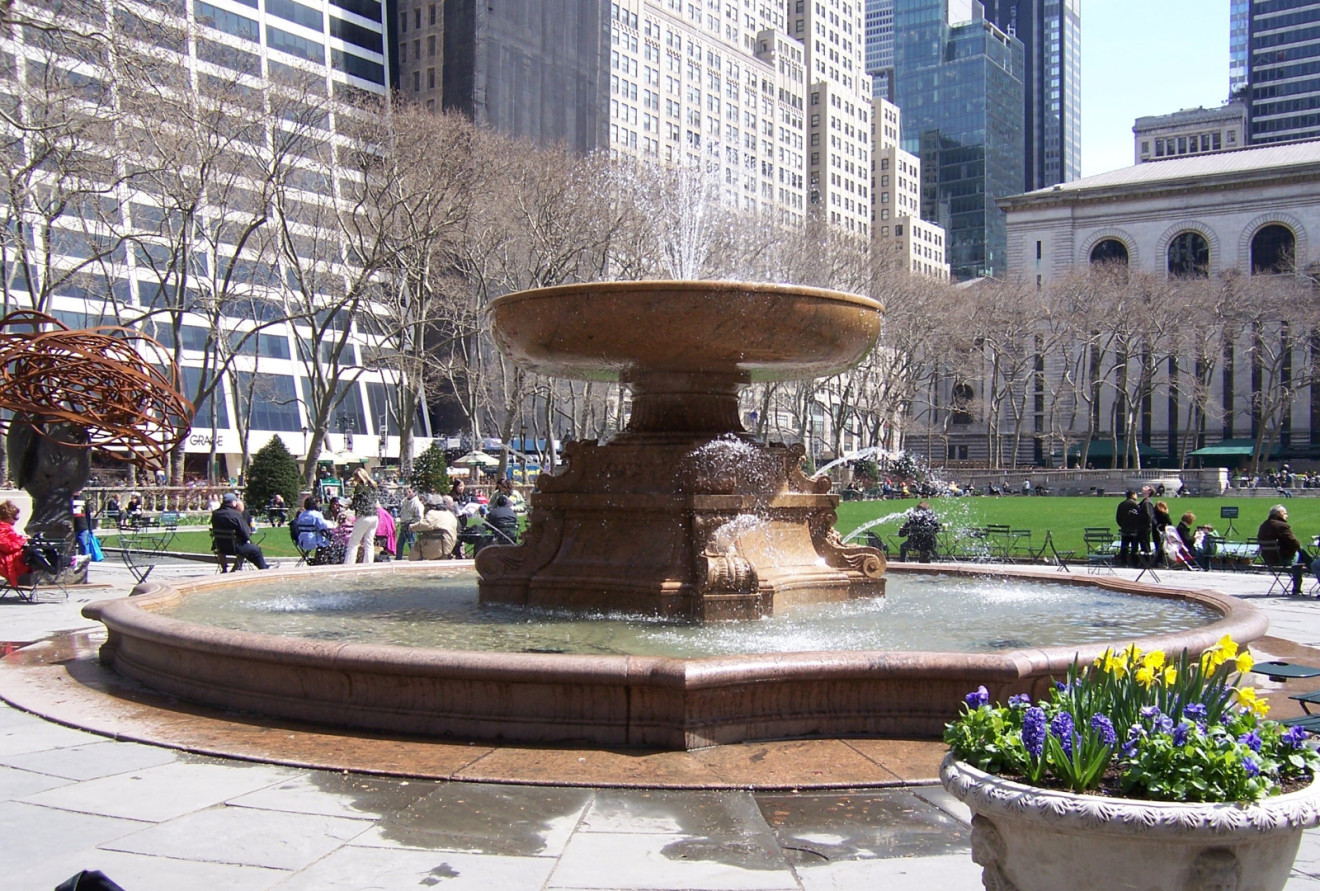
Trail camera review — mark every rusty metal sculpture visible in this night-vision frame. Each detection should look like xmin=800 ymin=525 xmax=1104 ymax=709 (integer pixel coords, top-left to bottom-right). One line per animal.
xmin=0 ymin=311 xmax=193 ymax=561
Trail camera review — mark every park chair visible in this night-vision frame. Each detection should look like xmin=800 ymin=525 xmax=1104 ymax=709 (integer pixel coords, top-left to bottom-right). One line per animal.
xmin=863 ymin=530 xmax=890 ymax=555
xmin=159 ymin=511 xmax=182 ymax=529
xmin=982 ymin=524 xmax=1014 ymax=561
xmin=1290 ymin=690 xmax=1320 ymax=715
xmin=1083 ymin=528 xmax=1117 ymax=574
xmin=0 ymin=536 xmax=70 ymax=603
xmin=1029 ymin=530 xmax=1075 ymax=572
xmin=211 ymin=528 xmax=243 ymax=573
xmin=1256 ymin=540 xmax=1295 ymax=596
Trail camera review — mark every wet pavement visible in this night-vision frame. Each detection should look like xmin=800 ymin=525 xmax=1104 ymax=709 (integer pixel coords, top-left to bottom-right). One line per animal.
xmin=4 ymin=560 xmax=1320 ymax=888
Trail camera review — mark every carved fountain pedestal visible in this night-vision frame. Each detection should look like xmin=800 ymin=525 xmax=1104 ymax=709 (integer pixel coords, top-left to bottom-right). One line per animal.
xmin=475 ymin=281 xmax=886 ymax=620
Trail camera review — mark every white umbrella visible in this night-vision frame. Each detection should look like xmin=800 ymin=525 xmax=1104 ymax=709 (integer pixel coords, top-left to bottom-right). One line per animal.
xmin=452 ymin=450 xmax=499 ymax=468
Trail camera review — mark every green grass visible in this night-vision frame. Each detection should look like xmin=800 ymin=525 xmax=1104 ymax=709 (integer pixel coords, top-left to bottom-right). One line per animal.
xmin=102 ymin=526 xmax=303 ymax=559
xmin=835 ymin=495 xmax=1320 ymax=557
xmin=101 ymin=499 xmax=1319 ymax=564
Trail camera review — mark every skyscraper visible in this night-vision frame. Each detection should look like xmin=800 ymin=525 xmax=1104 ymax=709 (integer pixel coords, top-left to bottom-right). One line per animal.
xmin=981 ymin=0 xmax=1080 ymax=190
xmin=865 ymin=0 xmax=896 ymax=99
xmin=1244 ymin=0 xmax=1320 ymax=145
xmin=1229 ymin=0 xmax=1249 ymax=99
xmin=893 ymin=0 xmax=1025 ymax=278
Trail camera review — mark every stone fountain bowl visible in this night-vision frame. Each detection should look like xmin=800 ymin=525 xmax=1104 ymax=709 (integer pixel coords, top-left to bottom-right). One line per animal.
xmin=488 ymin=280 xmax=883 ymax=382
xmin=82 ymin=563 xmax=1267 ymax=751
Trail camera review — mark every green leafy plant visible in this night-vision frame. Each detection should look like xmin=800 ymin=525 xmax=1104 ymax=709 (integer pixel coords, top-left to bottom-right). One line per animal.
xmin=945 ymin=637 xmax=1319 ymax=802
xmin=245 ymin=437 xmax=303 ymax=514
xmin=409 ymin=442 xmax=451 ymax=494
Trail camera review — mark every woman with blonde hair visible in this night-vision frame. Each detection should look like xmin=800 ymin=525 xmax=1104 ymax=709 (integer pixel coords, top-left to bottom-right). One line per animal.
xmin=344 ymin=466 xmax=380 ymax=564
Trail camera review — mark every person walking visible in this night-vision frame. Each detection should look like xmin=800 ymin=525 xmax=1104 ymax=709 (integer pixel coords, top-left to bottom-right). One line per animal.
xmin=344 ymin=467 xmax=380 ymax=565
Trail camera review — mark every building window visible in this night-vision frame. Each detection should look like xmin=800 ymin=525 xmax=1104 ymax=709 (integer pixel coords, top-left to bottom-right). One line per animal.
xmin=1167 ymin=231 xmax=1209 ymax=278
xmin=1089 ymin=238 xmax=1129 ymax=266
xmin=1251 ymin=224 xmax=1295 ymax=275
xmin=427 ymin=67 xmax=435 ymax=89
xmin=428 ymin=35 xmax=435 ymax=56
xmin=429 ymin=4 xmax=436 ymax=25
xmin=413 ymin=70 xmax=420 ymax=91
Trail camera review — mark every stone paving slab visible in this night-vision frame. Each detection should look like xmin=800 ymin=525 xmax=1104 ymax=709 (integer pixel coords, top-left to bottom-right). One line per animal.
xmin=4 ymin=562 xmax=1320 ymax=888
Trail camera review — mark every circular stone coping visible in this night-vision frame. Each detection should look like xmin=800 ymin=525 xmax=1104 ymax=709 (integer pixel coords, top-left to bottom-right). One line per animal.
xmin=487 ymin=280 xmax=883 ymax=383
xmin=85 ymin=562 xmax=1265 ymax=679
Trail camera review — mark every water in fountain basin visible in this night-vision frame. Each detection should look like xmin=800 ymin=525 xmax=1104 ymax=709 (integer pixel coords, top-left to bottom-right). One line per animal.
xmin=163 ymin=569 xmax=1219 ymax=658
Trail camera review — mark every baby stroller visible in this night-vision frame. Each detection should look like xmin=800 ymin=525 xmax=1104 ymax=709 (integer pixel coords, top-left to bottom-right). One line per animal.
xmin=1162 ymin=526 xmax=1201 ymax=570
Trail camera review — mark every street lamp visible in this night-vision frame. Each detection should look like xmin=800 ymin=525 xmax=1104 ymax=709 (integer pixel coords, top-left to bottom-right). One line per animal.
xmin=337 ymin=414 xmax=354 ymax=452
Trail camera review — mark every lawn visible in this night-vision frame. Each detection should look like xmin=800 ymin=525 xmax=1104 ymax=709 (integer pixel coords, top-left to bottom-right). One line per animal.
xmin=835 ymin=495 xmax=1320 ymax=557
xmin=101 ymin=526 xmax=304 ymax=559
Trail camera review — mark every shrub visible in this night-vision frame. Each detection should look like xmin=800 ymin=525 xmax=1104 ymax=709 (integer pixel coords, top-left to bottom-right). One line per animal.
xmin=245 ymin=437 xmax=303 ymax=514
xmin=410 ymin=442 xmax=450 ymax=494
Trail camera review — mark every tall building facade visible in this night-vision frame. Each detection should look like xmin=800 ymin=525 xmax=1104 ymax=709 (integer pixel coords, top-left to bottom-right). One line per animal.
xmin=1 ymin=0 xmax=428 ymax=478
xmin=794 ymin=0 xmax=874 ymax=235
xmin=981 ymin=0 xmax=1080 ymax=191
xmin=893 ymin=0 xmax=1025 ymax=279
xmin=865 ymin=0 xmax=895 ymax=99
xmin=1230 ymin=0 xmax=1249 ymax=99
xmin=1244 ymin=0 xmax=1320 ymax=145
xmin=872 ymin=98 xmax=949 ymax=277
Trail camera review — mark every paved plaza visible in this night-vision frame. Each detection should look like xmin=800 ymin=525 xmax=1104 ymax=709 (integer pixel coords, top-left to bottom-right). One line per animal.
xmin=4 ymin=560 xmax=1320 ymax=889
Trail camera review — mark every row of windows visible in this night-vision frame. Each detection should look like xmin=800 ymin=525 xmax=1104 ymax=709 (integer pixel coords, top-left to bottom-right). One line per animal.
xmin=1087 ymin=224 xmax=1296 ymax=277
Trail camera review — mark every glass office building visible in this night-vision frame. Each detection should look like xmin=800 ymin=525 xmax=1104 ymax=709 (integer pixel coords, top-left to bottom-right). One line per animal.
xmin=894 ymin=0 xmax=1024 ymax=278
xmin=981 ymin=0 xmax=1080 ymax=190
xmin=1246 ymin=0 xmax=1320 ymax=144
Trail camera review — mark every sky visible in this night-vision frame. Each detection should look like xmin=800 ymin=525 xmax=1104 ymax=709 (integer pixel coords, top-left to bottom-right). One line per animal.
xmin=1080 ymin=0 xmax=1230 ymax=177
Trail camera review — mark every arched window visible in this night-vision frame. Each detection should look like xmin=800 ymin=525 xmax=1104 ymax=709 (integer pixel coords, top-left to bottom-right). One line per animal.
xmin=951 ymin=381 xmax=974 ymax=425
xmin=1089 ymin=239 xmax=1129 ymax=265
xmin=1251 ymin=224 xmax=1295 ymax=275
xmin=1167 ymin=231 xmax=1209 ymax=278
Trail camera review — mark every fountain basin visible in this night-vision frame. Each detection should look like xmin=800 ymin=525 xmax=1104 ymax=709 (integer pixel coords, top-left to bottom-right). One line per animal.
xmin=83 ymin=563 xmax=1265 ymax=750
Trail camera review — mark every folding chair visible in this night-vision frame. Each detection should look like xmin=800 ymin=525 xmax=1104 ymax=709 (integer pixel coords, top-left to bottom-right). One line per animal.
xmin=211 ymin=529 xmax=242 ymax=573
xmin=1257 ymin=540 xmax=1295 ymax=596
xmin=1031 ymin=530 xmax=1075 ymax=573
xmin=0 ymin=536 xmax=72 ymax=603
xmin=1083 ymin=529 xmax=1117 ymax=575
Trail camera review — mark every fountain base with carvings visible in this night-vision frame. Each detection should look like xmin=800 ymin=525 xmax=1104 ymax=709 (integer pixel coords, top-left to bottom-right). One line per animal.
xmin=475 ymin=281 xmax=887 ymax=620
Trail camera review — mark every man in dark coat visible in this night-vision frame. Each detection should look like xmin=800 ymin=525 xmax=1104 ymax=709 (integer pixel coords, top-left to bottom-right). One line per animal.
xmin=211 ymin=493 xmax=270 ymax=570
xmin=1115 ymin=490 xmax=1142 ymax=568
xmin=898 ymin=501 xmax=940 ymax=563
xmin=1258 ymin=503 xmax=1312 ymax=595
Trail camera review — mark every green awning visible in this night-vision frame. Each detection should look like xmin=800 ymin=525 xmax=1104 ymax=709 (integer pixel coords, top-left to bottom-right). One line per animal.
xmin=1189 ymin=439 xmax=1280 ymax=459
xmin=1067 ymin=440 xmax=1168 ymax=460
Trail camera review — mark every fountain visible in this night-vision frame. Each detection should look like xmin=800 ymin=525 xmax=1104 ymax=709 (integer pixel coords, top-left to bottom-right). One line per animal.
xmin=475 ymin=281 xmax=885 ymax=620
xmin=81 ymin=282 xmax=1267 ymax=750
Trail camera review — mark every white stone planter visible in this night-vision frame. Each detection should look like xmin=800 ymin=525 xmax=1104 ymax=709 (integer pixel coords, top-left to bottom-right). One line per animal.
xmin=941 ymin=754 xmax=1320 ymax=891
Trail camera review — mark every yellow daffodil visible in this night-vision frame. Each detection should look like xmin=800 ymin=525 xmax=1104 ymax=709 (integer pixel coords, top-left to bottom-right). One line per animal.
xmin=1236 ymin=686 xmax=1271 ymax=716
xmin=1235 ymin=651 xmax=1254 ymax=674
xmin=1135 ymin=666 xmax=1156 ymax=687
xmin=1142 ymin=651 xmax=1166 ymax=672
xmin=1163 ymin=666 xmax=1178 ymax=686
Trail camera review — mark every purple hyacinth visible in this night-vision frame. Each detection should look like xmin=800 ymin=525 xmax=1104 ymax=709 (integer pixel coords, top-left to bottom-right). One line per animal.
xmin=1140 ymin=705 xmax=1162 ymax=720
xmin=1090 ymin=713 xmax=1117 ymax=747
xmin=1022 ymin=707 xmax=1047 ymax=758
xmin=965 ymin=686 xmax=990 ymax=709
xmin=1051 ymin=711 xmax=1076 ymax=758
xmin=1172 ymin=721 xmax=1191 ymax=747
xmin=1243 ymin=756 xmax=1261 ymax=778
xmin=1283 ymin=725 xmax=1310 ymax=749
xmin=1183 ymin=703 xmax=1208 ymax=722
xmin=1008 ymin=694 xmax=1032 ymax=709
xmin=1238 ymin=730 xmax=1263 ymax=753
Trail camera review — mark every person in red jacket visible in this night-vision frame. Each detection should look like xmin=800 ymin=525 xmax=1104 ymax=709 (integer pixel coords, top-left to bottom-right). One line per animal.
xmin=0 ymin=500 xmax=30 ymax=585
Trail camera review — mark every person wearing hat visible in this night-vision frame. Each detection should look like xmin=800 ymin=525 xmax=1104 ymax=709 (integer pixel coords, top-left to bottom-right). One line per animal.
xmin=211 ymin=492 xmax=270 ymax=570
